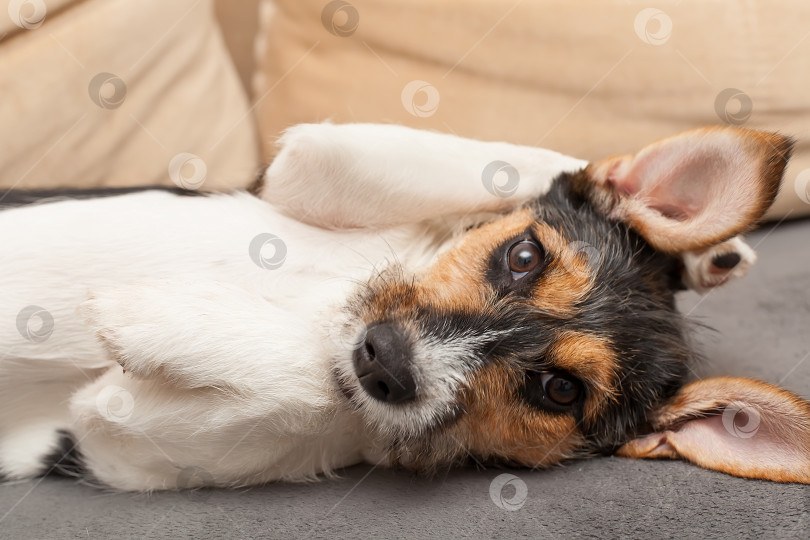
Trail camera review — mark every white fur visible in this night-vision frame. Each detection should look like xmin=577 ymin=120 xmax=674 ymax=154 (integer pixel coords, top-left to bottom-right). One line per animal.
xmin=262 ymin=123 xmax=588 ymax=229
xmin=0 ymin=123 xmax=756 ymax=490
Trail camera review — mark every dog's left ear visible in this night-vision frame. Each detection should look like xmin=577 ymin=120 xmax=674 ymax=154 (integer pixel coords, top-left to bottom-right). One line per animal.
xmin=617 ymin=377 xmax=810 ymax=484
xmin=588 ymin=127 xmax=794 ymax=253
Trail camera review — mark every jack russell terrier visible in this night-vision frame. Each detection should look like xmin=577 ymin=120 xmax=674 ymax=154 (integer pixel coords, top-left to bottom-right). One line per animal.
xmin=0 ymin=123 xmax=807 ymax=491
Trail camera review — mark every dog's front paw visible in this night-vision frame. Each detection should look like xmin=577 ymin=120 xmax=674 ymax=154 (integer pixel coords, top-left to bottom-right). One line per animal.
xmin=682 ymin=237 xmax=757 ymax=293
xmin=79 ymin=287 xmax=166 ymax=379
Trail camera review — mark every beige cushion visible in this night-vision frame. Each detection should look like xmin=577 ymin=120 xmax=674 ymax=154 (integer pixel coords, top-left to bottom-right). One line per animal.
xmin=0 ymin=0 xmax=71 ymax=36
xmin=0 ymin=0 xmax=258 ymax=191
xmin=255 ymin=0 xmax=810 ymax=218
xmin=214 ymin=0 xmax=261 ymax=95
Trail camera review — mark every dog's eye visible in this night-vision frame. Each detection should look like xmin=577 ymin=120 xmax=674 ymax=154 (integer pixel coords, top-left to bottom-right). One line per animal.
xmin=507 ymin=241 xmax=543 ymax=279
xmin=522 ymin=371 xmax=583 ymax=412
xmin=540 ymin=372 xmax=581 ymax=406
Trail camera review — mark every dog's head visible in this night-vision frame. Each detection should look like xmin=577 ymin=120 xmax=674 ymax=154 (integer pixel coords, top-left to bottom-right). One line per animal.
xmin=334 ymin=126 xmax=810 ymax=484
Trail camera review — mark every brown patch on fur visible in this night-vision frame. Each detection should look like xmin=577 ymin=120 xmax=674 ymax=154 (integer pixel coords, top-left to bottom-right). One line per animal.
xmin=341 ymin=208 xmax=537 ymax=333
xmin=528 ymin=223 xmax=595 ymax=317
xmin=449 ymin=364 xmax=585 ymax=467
xmin=360 ymin=207 xmax=597 ymax=322
xmin=548 ymin=331 xmax=619 ymax=422
xmin=750 ymin=130 xmax=794 ymax=223
xmin=410 ymin=209 xmax=537 ymax=312
xmin=358 ymin=280 xmax=422 ymax=323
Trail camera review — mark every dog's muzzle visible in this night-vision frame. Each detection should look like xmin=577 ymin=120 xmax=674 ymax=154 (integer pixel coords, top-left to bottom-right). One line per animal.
xmin=353 ymin=323 xmax=417 ymax=404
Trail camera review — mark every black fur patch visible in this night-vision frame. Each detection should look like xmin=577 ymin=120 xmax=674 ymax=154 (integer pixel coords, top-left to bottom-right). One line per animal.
xmin=0 ymin=186 xmax=203 ymax=210
xmin=41 ymin=430 xmax=85 ymax=478
xmin=528 ymin=175 xmax=692 ymax=452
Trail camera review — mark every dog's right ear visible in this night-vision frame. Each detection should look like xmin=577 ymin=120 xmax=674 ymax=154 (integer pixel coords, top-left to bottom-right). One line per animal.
xmin=617 ymin=377 xmax=810 ymax=484
xmin=587 ymin=127 xmax=793 ymax=254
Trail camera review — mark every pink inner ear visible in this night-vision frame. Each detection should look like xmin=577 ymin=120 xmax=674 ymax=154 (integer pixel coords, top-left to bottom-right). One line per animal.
xmin=600 ymin=130 xmax=773 ymax=253
xmin=666 ymin=415 xmax=807 ymax=475
xmin=622 ymin=377 xmax=810 ymax=482
xmin=611 ymin=146 xmax=727 ymax=222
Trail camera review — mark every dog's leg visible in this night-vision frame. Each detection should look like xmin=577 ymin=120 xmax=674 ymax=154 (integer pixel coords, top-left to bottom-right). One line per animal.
xmin=259 ymin=123 xmax=587 ymax=229
xmin=682 ymin=236 xmax=757 ymax=293
xmin=49 ymin=278 xmax=368 ymax=490
xmin=80 ymin=280 xmax=339 ymax=396
xmin=68 ymin=365 xmax=362 ymax=490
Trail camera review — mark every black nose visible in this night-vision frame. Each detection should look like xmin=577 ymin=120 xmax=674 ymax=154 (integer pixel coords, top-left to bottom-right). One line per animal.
xmin=353 ymin=324 xmax=416 ymax=404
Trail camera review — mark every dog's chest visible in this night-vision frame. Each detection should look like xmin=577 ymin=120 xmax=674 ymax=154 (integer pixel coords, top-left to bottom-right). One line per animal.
xmin=0 ymin=191 xmax=440 ymax=354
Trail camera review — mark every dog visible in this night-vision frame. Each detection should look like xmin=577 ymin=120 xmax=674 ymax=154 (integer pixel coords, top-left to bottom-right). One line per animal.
xmin=0 ymin=123 xmax=808 ymax=491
